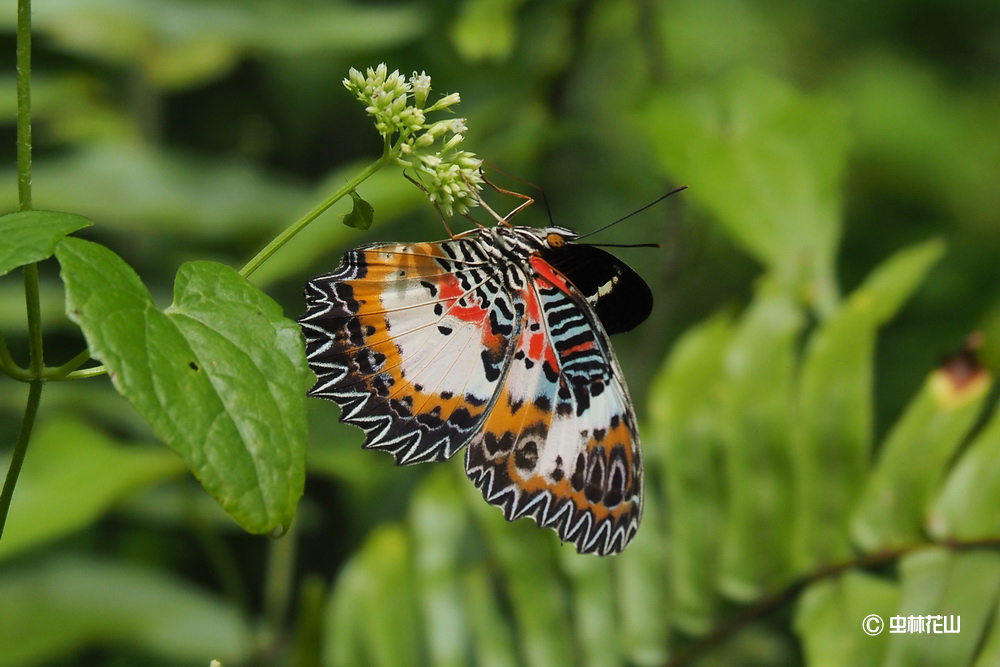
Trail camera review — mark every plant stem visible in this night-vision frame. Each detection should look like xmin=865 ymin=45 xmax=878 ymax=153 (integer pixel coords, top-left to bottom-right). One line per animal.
xmin=23 ymin=263 xmax=42 ymax=374
xmin=239 ymin=153 xmax=390 ymax=280
xmin=665 ymin=537 xmax=1000 ymax=667
xmin=44 ymin=348 xmax=93 ymax=380
xmin=63 ymin=364 xmax=108 ymax=380
xmin=0 ymin=380 xmax=42 ymax=541
xmin=1 ymin=0 xmax=43 ymax=548
xmin=261 ymin=520 xmax=298 ymax=652
xmin=0 ymin=331 xmax=29 ymax=381
xmin=16 ymin=0 xmax=32 ymax=212
xmin=16 ymin=0 xmax=41 ymax=376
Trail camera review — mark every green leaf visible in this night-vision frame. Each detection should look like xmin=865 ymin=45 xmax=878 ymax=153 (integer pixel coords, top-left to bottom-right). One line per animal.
xmin=464 ymin=565 xmax=519 ymax=667
xmin=325 ymin=526 xmax=424 ymax=667
xmin=0 ymin=419 xmax=182 ymax=562
xmin=0 ymin=210 xmax=91 ymax=277
xmin=466 ymin=482 xmax=575 ymax=667
xmin=884 ymin=548 xmax=1000 ymax=666
xmin=793 ymin=240 xmax=944 ymax=570
xmin=341 ymin=190 xmax=375 ymax=230
xmin=794 ymin=570 xmax=899 ymax=667
xmin=0 ymin=555 xmax=252 ymax=666
xmin=613 ymin=497 xmax=671 ymax=664
xmin=451 ymin=0 xmax=524 ymax=62
xmin=851 ymin=364 xmax=991 ymax=551
xmin=647 ymin=312 xmax=732 ymax=631
xmin=719 ymin=280 xmax=803 ymax=597
xmin=929 ymin=407 xmax=1000 ymax=540
xmin=18 ymin=143 xmax=309 ymax=240
xmin=644 ymin=69 xmax=850 ymax=314
xmin=22 ymin=2 xmax=428 ymax=88
xmin=560 ymin=549 xmax=617 ymax=667
xmin=56 ymin=237 xmax=310 ymax=534
xmin=410 ymin=469 xmax=471 ymax=667
xmin=973 ymin=588 xmax=1000 ymax=667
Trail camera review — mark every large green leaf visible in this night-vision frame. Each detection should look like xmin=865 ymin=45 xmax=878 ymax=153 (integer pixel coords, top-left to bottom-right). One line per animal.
xmin=644 ymin=69 xmax=850 ymax=314
xmin=464 ymin=563 xmax=519 ymax=667
xmin=16 ymin=0 xmax=427 ymax=88
xmin=56 ymin=237 xmax=310 ymax=534
xmin=466 ymin=482 xmax=576 ymax=667
xmin=324 ymin=526 xmax=424 ymax=667
xmin=560 ymin=545 xmax=618 ymax=667
xmin=410 ymin=468 xmax=472 ymax=667
xmin=647 ymin=312 xmax=732 ymax=631
xmin=852 ymin=365 xmax=991 ymax=551
xmin=884 ymin=548 xmax=1000 ymax=666
xmin=612 ymin=496 xmax=672 ymax=665
xmin=0 ymin=419 xmax=182 ymax=561
xmin=719 ymin=280 xmax=803 ymax=598
xmin=0 ymin=210 xmax=91 ymax=277
xmin=929 ymin=407 xmax=1000 ymax=540
xmin=0 ymin=555 xmax=251 ymax=666
xmin=793 ymin=240 xmax=944 ymax=570
xmin=794 ymin=570 xmax=899 ymax=667
xmin=14 ymin=143 xmax=310 ymax=240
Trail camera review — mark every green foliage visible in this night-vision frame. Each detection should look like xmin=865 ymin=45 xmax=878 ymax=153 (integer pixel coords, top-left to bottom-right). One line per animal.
xmin=0 ymin=419 xmax=182 ymax=561
xmin=0 ymin=210 xmax=91 ymax=277
xmin=341 ymin=190 xmax=375 ymax=231
xmin=2 ymin=0 xmax=999 ymax=665
xmin=57 ymin=238 xmax=310 ymax=533
xmin=0 ymin=555 xmax=253 ymax=666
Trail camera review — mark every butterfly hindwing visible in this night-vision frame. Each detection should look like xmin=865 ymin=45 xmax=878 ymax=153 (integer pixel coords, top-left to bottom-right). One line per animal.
xmin=300 ymin=239 xmax=521 ymax=464
xmin=465 ymin=253 xmax=643 ymax=556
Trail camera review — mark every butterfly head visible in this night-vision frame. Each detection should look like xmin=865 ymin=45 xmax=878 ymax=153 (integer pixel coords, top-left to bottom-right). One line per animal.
xmin=543 ymin=227 xmax=577 ymax=249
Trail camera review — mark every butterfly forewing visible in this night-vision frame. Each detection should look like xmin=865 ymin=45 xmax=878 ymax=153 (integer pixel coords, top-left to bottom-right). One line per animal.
xmin=539 ymin=244 xmax=653 ymax=335
xmin=300 ymin=240 xmax=520 ymax=464
xmin=300 ymin=225 xmax=645 ymax=554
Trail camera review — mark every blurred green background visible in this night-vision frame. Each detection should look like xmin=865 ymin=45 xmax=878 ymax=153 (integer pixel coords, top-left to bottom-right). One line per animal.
xmin=2 ymin=0 xmax=1000 ymax=665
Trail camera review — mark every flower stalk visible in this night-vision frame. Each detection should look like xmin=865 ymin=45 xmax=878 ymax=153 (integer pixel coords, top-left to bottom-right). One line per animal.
xmin=240 ymin=64 xmax=482 ymax=279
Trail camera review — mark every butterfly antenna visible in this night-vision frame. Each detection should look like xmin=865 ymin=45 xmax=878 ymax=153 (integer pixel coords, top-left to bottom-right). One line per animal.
xmin=586 ymin=242 xmax=662 ymax=249
xmin=576 ymin=185 xmax=688 ymax=240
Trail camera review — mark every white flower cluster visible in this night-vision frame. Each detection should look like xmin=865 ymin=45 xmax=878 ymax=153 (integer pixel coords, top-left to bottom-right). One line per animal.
xmin=344 ymin=64 xmax=484 ymax=217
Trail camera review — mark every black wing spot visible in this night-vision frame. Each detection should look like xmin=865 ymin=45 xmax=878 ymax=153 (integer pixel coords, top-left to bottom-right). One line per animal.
xmin=570 ymin=453 xmax=587 ymax=492
xmin=584 ymin=450 xmax=606 ymax=504
xmin=551 ymin=455 xmax=565 ymax=482
xmin=514 ymin=440 xmax=539 ymax=472
xmin=485 ymin=430 xmax=516 ymax=456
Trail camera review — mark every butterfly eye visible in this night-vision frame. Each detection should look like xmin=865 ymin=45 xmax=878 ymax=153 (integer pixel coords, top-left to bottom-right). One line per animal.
xmin=545 ymin=232 xmax=567 ymax=248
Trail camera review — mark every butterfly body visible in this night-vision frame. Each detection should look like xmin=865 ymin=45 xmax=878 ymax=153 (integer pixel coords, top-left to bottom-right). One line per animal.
xmin=300 ymin=224 xmax=646 ymax=555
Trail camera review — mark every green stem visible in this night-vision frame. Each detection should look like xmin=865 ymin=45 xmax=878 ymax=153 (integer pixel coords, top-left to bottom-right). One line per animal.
xmin=187 ymin=498 xmax=254 ymax=630
xmin=16 ymin=0 xmax=32 ymax=212
xmin=261 ymin=520 xmax=298 ymax=652
xmin=239 ymin=152 xmax=391 ymax=280
xmin=23 ymin=263 xmax=43 ymax=375
xmin=0 ymin=331 xmax=29 ymax=381
xmin=16 ymin=0 xmax=41 ymax=376
xmin=1 ymin=0 xmax=42 ymax=547
xmin=63 ymin=364 xmax=108 ymax=380
xmin=665 ymin=537 xmax=1000 ymax=667
xmin=43 ymin=348 xmax=93 ymax=380
xmin=0 ymin=380 xmax=42 ymax=542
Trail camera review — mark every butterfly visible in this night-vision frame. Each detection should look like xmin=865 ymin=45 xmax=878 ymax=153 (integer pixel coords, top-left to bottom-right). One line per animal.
xmin=299 ymin=206 xmax=662 ymax=555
